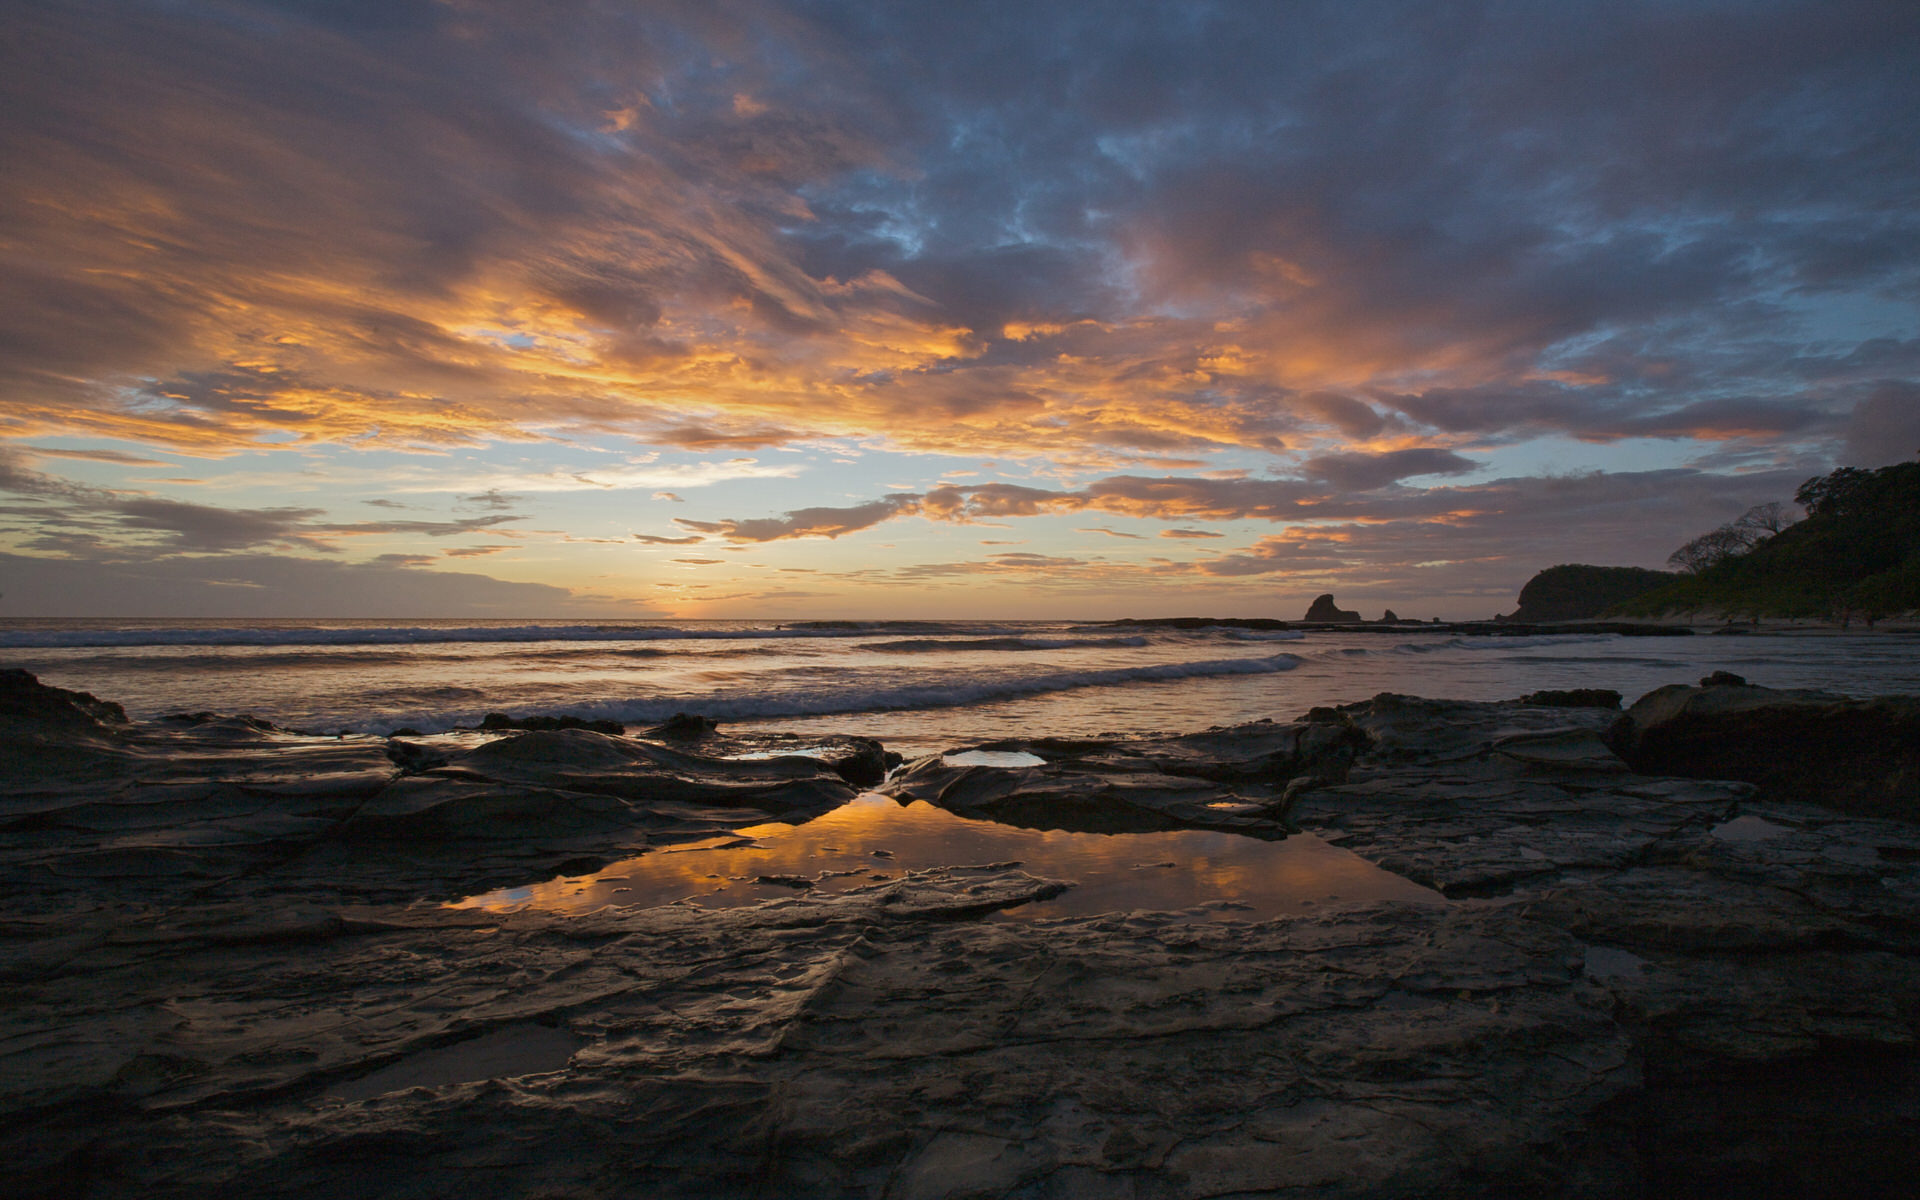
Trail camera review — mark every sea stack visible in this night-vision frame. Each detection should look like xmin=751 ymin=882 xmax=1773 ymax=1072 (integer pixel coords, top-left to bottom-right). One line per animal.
xmin=1303 ymin=594 xmax=1362 ymax=622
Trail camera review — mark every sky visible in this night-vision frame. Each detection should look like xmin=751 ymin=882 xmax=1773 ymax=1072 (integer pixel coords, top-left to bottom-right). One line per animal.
xmin=2 ymin=0 xmax=1917 ymax=620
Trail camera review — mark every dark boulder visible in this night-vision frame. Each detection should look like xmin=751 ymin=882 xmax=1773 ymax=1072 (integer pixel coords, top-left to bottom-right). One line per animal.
xmin=884 ymin=718 xmax=1366 ymax=836
xmin=385 ymin=738 xmax=451 ymax=774
xmin=642 ymin=712 xmax=720 ymax=739
xmin=819 ymin=737 xmax=893 ymax=788
xmin=160 ymin=711 xmax=279 ymax=733
xmin=1518 ymin=688 xmax=1623 ymax=709
xmin=1609 ymin=682 xmax=1920 ymax=819
xmin=1302 ymin=594 xmax=1361 ymax=622
xmin=0 ymin=668 xmax=127 ymax=732
xmin=477 ymin=712 xmax=625 ymax=735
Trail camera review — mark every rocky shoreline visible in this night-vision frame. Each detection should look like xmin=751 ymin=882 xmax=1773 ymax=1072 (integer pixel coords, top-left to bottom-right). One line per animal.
xmin=4 ymin=668 xmax=1919 ymax=1198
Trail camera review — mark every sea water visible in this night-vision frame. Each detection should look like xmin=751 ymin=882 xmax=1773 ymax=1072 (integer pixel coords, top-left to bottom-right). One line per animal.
xmin=9 ymin=617 xmax=1916 ymax=920
xmin=4 ymin=618 xmax=1917 ymax=755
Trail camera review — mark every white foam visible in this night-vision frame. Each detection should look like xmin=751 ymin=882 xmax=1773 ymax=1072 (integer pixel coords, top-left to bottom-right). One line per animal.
xmin=366 ymin=651 xmax=1307 ymax=734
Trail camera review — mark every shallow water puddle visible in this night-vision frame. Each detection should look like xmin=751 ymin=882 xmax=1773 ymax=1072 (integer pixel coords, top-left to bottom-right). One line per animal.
xmin=941 ymin=749 xmax=1047 ymax=768
xmin=452 ymin=793 xmax=1443 ymax=920
xmin=325 ymin=1023 xmax=585 ymax=1102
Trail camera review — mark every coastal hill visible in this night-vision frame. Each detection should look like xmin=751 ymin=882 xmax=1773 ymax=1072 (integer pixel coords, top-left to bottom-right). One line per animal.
xmin=1616 ymin=460 xmax=1920 ymax=623
xmin=1497 ymin=564 xmax=1675 ymax=622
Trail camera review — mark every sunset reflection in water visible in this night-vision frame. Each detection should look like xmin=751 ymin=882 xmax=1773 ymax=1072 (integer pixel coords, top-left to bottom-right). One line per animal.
xmin=451 ymin=794 xmax=1443 ymax=920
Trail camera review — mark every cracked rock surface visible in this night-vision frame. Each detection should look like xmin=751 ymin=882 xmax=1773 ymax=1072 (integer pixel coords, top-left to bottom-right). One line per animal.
xmin=4 ymin=673 xmax=1920 ymax=1198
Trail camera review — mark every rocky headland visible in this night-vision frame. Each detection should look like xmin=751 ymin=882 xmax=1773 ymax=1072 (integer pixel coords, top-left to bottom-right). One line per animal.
xmin=1497 ymin=564 xmax=1678 ymax=623
xmin=4 ymin=668 xmax=1919 ymax=1198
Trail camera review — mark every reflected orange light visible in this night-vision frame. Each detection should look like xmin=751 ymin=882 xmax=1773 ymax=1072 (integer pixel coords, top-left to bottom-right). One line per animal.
xmin=450 ymin=794 xmax=1443 ymax=921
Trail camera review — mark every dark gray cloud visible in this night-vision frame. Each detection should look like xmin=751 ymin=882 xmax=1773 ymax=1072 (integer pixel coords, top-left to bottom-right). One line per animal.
xmin=675 ymin=495 xmax=919 ymax=542
xmin=1843 ymin=383 xmax=1920 ymax=467
xmin=1296 ymin=394 xmax=1391 ymax=441
xmin=21 ymin=446 xmax=174 ymax=466
xmin=0 ymin=449 xmax=528 ymax=552
xmin=319 ymin=515 xmax=522 ymax=539
xmin=457 ymin=489 xmax=522 ymax=511
xmin=110 ymin=498 xmax=323 ymax=551
xmin=0 ymin=550 xmax=587 ymax=618
xmin=1299 ymin=449 xmax=1480 ymax=492
xmin=632 ymin=533 xmax=706 ymax=545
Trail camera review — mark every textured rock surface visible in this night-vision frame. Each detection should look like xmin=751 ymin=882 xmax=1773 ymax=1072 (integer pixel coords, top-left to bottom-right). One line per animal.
xmin=0 ymin=672 xmax=867 ymax=914
xmin=881 ymin=717 xmax=1366 ymax=836
xmin=1609 ymin=679 xmax=1920 ymax=818
xmin=4 ymin=674 xmax=1920 ymax=1198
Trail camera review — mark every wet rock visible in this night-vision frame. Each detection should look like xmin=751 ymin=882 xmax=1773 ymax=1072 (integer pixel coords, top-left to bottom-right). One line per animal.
xmin=1519 ymin=687 xmax=1623 ymax=709
xmin=642 ymin=712 xmax=720 ymax=739
xmin=882 ymin=719 xmax=1365 ymax=836
xmin=1290 ymin=696 xmax=1742 ymax=898
xmin=6 ymin=684 xmax=1920 ymax=1198
xmin=1 ymin=886 xmax=1633 ymax=1200
xmin=161 ymin=711 xmax=280 ymax=732
xmin=1492 ymin=727 xmax=1629 ymax=773
xmin=476 ymin=711 xmax=625 ymax=735
xmin=383 ymin=737 xmax=450 ymax=774
xmin=330 ymin=729 xmax=864 ymax=859
xmin=1608 ymin=682 xmax=1920 ymax=818
xmin=817 ymin=737 xmax=893 ymax=788
xmin=337 ymin=776 xmax=648 ymax=842
xmin=0 ymin=711 xmax=889 ymax=917
xmin=0 ymin=667 xmax=127 ymax=732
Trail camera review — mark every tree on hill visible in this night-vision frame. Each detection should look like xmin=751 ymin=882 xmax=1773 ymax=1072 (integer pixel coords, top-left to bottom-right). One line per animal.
xmin=1618 ymin=459 xmax=1920 ymax=625
xmin=1666 ymin=502 xmax=1798 ymax=573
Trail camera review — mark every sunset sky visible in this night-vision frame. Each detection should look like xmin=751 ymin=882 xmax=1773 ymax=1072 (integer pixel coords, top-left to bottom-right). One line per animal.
xmin=3 ymin=0 xmax=1917 ymax=619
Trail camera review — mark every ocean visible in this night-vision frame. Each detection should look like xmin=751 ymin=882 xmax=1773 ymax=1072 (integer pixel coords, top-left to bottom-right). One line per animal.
xmin=6 ymin=618 xmax=1918 ymax=755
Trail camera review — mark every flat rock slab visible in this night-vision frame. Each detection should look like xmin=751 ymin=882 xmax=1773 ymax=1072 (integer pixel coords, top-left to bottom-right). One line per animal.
xmin=2 ymin=676 xmax=872 ymax=913
xmin=882 ymin=717 xmax=1366 ymax=836
xmin=6 ymin=885 xmax=1641 ymax=1200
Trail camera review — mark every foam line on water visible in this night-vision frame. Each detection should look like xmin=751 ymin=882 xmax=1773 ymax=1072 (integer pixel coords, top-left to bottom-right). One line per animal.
xmin=366 ymin=651 xmax=1308 ymax=733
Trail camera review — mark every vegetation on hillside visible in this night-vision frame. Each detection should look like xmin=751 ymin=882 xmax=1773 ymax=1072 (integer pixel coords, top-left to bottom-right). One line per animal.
xmin=1500 ymin=564 xmax=1676 ymax=622
xmin=1615 ymin=460 xmax=1920 ymax=625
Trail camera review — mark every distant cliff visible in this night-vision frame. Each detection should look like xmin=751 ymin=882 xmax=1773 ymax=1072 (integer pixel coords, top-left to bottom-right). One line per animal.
xmin=1500 ymin=564 xmax=1676 ymax=622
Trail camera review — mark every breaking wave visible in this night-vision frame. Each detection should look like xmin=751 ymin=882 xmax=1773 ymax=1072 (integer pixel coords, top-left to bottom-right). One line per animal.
xmin=859 ymin=636 xmax=1151 ymax=653
xmin=367 ymin=651 xmax=1307 ymax=733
